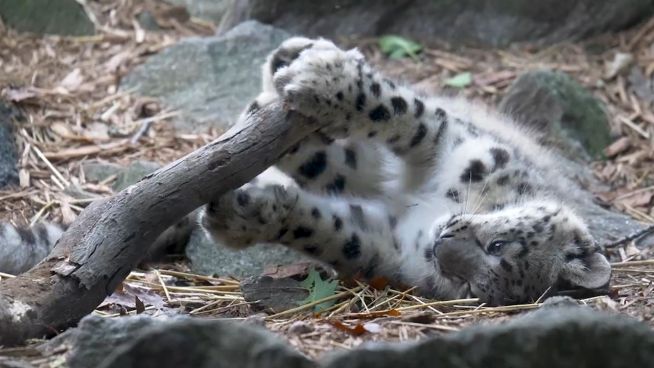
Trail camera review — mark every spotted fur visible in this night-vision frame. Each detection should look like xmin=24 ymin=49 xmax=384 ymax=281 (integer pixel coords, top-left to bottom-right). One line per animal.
xmin=201 ymin=37 xmax=611 ymax=305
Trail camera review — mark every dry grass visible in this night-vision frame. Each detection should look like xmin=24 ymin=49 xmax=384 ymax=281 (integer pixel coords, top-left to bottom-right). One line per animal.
xmin=1 ymin=0 xmax=654 ymax=365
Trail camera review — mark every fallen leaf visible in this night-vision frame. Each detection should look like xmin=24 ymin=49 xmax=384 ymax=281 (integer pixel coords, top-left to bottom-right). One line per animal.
xmin=327 ymin=320 xmax=367 ymax=336
xmin=619 ymin=191 xmax=653 ymax=208
xmin=300 ymin=268 xmax=339 ymax=312
xmin=369 ymin=275 xmax=390 ymax=290
xmin=262 ymin=262 xmax=315 ymax=279
xmin=379 ymin=35 xmax=422 ymax=59
xmin=444 ymin=72 xmax=472 ymax=88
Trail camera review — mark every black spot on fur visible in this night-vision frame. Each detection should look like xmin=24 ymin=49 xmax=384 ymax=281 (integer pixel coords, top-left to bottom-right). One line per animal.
xmin=247 ymin=101 xmax=259 ymax=114
xmin=311 ymin=208 xmax=321 ymax=219
xmin=387 ymin=134 xmax=401 ymax=144
xmin=446 ymin=188 xmax=460 ymax=203
xmin=424 ymin=247 xmax=434 ymax=262
xmin=490 ymin=147 xmax=510 ymax=170
xmin=333 ymin=215 xmax=343 ymax=231
xmin=388 ymin=216 xmax=397 ymax=229
xmin=500 ymin=259 xmax=513 ymax=272
xmin=460 ymin=160 xmax=487 ymax=182
xmin=433 ymin=116 xmax=448 ymax=144
xmin=269 ymin=42 xmax=313 ymax=74
xmin=34 ymin=223 xmax=50 ymax=243
xmin=336 ymin=91 xmax=344 ymax=101
xmin=236 ymin=192 xmax=250 ymax=207
xmin=369 ymin=104 xmax=391 ymax=122
xmin=293 ymin=226 xmax=314 ymax=239
xmin=343 ymin=233 xmax=362 ymax=259
xmin=516 ymin=182 xmax=533 ymax=195
xmin=303 ymin=244 xmax=322 ymax=255
xmin=356 ymin=93 xmax=366 ymax=112
xmin=384 ymin=79 xmax=396 ymax=89
xmin=413 ymin=98 xmax=424 ymax=118
xmin=16 ymin=227 xmax=35 ymax=244
xmin=370 ymin=82 xmax=381 ymax=98
xmin=326 ymin=175 xmax=346 ymax=194
xmin=368 ymin=131 xmax=378 ymax=138
xmin=434 ymin=108 xmax=447 ymax=122
xmin=298 ymin=151 xmax=327 ymax=179
xmin=364 ymin=254 xmax=379 ymax=278
xmin=391 ymin=97 xmax=408 ymax=115
xmin=497 ymin=175 xmax=510 ymax=186
xmin=287 ymin=143 xmax=301 ymax=155
xmin=275 ymin=227 xmax=288 ymax=240
xmin=344 ymin=148 xmax=357 ymax=169
xmin=409 ymin=123 xmax=427 ymax=147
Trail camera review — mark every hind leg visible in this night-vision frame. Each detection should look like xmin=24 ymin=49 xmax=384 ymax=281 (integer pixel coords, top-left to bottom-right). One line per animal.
xmin=200 ymin=184 xmax=401 ymax=279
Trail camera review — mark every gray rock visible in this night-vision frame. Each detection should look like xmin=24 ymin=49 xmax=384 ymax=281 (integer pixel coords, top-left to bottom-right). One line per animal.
xmin=81 ymin=160 xmax=123 ymax=183
xmin=186 ymin=229 xmax=309 ymax=278
xmin=498 ymin=70 xmax=645 ymax=246
xmin=0 ymin=102 xmax=19 ymax=188
xmin=323 ymin=304 xmax=654 ymax=368
xmin=95 ymin=317 xmax=314 ymax=368
xmin=0 ymin=0 xmax=94 ymax=36
xmin=112 ymin=160 xmax=161 ymax=191
xmin=241 ymin=0 xmax=654 ymax=47
xmin=241 ymin=276 xmax=309 ymax=313
xmin=165 ymin=0 xmax=231 ymax=25
xmin=500 ymin=69 xmax=611 ymax=159
xmin=136 ymin=10 xmax=161 ymax=32
xmin=63 ymin=315 xmax=158 ymax=368
xmin=121 ymin=21 xmax=291 ymax=132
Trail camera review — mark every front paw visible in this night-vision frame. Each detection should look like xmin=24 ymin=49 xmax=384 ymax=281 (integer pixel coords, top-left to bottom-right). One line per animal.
xmin=273 ymin=40 xmax=365 ymax=125
xmin=200 ymin=185 xmax=296 ymax=249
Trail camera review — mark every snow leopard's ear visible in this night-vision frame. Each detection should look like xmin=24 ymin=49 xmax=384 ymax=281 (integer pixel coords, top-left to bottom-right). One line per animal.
xmin=560 ymin=248 xmax=611 ymax=289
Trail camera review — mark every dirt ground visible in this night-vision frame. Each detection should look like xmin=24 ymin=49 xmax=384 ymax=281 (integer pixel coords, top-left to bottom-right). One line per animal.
xmin=1 ymin=0 xmax=654 ymax=364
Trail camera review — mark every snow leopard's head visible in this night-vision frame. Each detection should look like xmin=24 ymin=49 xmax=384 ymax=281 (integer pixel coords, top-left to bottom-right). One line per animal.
xmin=433 ymin=200 xmax=611 ymax=305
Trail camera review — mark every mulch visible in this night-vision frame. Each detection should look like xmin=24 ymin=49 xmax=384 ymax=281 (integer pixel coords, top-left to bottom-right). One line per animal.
xmin=0 ymin=0 xmax=653 ymax=364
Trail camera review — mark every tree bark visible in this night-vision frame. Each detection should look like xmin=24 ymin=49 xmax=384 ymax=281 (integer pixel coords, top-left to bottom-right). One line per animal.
xmin=0 ymin=102 xmax=316 ymax=346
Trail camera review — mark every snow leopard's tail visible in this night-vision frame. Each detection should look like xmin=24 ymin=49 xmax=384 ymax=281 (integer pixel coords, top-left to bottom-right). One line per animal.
xmin=0 ymin=215 xmax=195 ymax=276
xmin=0 ymin=222 xmax=64 ymax=275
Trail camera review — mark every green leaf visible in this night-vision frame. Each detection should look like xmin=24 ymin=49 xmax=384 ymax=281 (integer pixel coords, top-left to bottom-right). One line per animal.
xmin=299 ymin=268 xmax=339 ymax=313
xmin=379 ymin=35 xmax=422 ymax=60
xmin=444 ymin=72 xmax=472 ymax=88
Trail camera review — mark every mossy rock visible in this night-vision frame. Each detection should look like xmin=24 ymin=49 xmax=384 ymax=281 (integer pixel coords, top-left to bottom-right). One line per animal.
xmin=0 ymin=0 xmax=94 ymax=36
xmin=500 ymin=70 xmax=611 ymax=160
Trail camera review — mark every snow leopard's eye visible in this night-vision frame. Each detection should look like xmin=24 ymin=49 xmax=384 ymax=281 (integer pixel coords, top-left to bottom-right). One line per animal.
xmin=487 ymin=240 xmax=508 ymax=255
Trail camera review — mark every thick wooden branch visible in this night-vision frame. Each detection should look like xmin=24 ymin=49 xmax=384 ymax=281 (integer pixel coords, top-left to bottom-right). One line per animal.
xmin=0 ymin=102 xmax=316 ymax=346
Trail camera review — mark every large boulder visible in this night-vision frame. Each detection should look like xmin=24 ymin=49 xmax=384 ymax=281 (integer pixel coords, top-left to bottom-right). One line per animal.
xmin=499 ymin=70 xmax=611 ymax=159
xmin=0 ymin=0 xmax=94 ymax=36
xmin=121 ymin=21 xmax=291 ymax=132
xmin=323 ymin=300 xmax=654 ymax=368
xmin=231 ymin=0 xmax=654 ymax=47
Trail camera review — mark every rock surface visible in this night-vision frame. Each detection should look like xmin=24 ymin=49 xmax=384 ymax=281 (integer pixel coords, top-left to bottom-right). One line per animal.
xmin=0 ymin=0 xmax=94 ymax=36
xmin=112 ymin=160 xmax=162 ymax=191
xmin=237 ymin=0 xmax=654 ymax=47
xmin=499 ymin=70 xmax=646 ymax=246
xmin=121 ymin=21 xmax=291 ymax=132
xmin=241 ymin=275 xmax=309 ymax=313
xmin=323 ymin=302 xmax=654 ymax=368
xmin=186 ymin=230 xmax=308 ymax=278
xmin=500 ymin=69 xmax=611 ymax=159
xmin=59 ymin=315 xmax=315 ymax=368
xmin=0 ymin=102 xmax=19 ymax=188
xmin=165 ymin=0 xmax=230 ymax=26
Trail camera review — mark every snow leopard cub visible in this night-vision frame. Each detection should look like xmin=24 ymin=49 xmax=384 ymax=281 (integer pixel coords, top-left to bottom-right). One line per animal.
xmin=200 ymin=37 xmax=611 ymax=305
